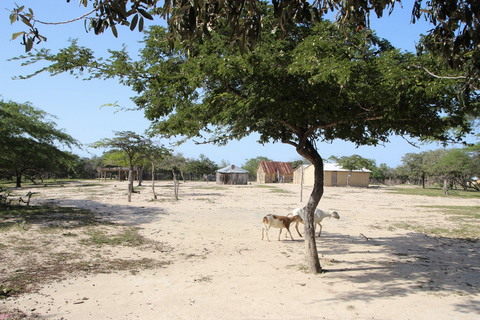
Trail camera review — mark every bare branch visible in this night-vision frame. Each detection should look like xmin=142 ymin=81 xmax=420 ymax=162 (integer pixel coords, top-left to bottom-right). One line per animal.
xmin=414 ymin=65 xmax=467 ymax=80
xmin=33 ymin=8 xmax=97 ymax=25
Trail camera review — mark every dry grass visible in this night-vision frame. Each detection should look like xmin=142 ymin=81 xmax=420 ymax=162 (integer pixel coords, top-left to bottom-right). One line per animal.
xmin=0 ymin=203 xmax=171 ymax=297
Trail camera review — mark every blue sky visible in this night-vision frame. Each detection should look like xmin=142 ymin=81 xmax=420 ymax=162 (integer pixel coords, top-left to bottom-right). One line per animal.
xmin=1 ymin=1 xmax=475 ymax=168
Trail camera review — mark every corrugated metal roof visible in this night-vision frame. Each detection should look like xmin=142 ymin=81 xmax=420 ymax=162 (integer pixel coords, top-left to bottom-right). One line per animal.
xmin=324 ymin=163 xmax=371 ymax=173
xmin=258 ymin=161 xmax=293 ymax=175
xmin=216 ymin=165 xmax=249 ymax=173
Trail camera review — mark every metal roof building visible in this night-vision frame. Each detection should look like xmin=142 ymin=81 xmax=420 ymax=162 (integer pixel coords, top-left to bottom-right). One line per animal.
xmin=216 ymin=165 xmax=249 ymax=185
xmin=293 ymin=163 xmax=371 ymax=187
xmin=256 ymin=161 xmax=294 ymax=183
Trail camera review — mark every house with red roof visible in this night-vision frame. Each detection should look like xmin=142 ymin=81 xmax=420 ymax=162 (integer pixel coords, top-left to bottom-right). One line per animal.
xmin=256 ymin=161 xmax=293 ymax=184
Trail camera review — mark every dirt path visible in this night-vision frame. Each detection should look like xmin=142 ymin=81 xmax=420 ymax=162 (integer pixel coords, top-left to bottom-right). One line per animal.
xmin=2 ymin=181 xmax=480 ymax=319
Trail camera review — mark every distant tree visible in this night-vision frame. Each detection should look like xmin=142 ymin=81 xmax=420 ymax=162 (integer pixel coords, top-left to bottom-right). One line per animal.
xmin=185 ymin=154 xmax=218 ymax=179
xmin=421 ymin=149 xmax=447 ymax=185
xmin=73 ymin=156 xmax=99 ymax=179
xmin=383 ymin=164 xmax=397 ymax=183
xmin=332 ymin=155 xmax=376 ymax=187
xmin=140 ymin=144 xmax=170 ymax=198
xmin=86 ymin=156 xmax=105 ymax=175
xmin=0 ymin=99 xmax=78 ymax=187
xmin=326 ymin=156 xmax=339 ymax=163
xmin=55 ymin=152 xmax=94 ymax=179
xmin=398 ymin=152 xmax=430 ymax=188
xmin=90 ymin=131 xmax=153 ymax=202
xmin=441 ymin=148 xmax=472 ymax=191
xmin=242 ymin=156 xmax=272 ymax=180
xmin=433 ymin=146 xmax=480 ymax=192
xmin=160 ymin=153 xmax=188 ymax=181
xmin=218 ymin=159 xmax=230 ymax=168
xmin=369 ymin=163 xmax=392 ymax=183
xmin=290 ymin=159 xmax=304 ymax=171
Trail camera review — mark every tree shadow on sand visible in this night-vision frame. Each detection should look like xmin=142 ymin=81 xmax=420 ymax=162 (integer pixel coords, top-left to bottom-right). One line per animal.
xmin=316 ymin=231 xmax=480 ymax=315
xmin=28 ymin=198 xmax=169 ymax=227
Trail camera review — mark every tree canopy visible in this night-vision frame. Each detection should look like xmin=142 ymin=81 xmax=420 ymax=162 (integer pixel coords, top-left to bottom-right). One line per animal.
xmin=9 ymin=0 xmax=480 ymax=87
xmin=0 ymin=99 xmax=79 ymax=187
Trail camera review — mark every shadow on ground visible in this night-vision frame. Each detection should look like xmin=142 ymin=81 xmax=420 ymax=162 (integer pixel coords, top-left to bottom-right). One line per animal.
xmin=317 ymin=231 xmax=480 ymax=315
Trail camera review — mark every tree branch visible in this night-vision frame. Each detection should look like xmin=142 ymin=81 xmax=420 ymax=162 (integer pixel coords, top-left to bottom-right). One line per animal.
xmin=33 ymin=8 xmax=97 ymax=25
xmin=414 ymin=65 xmax=468 ymax=80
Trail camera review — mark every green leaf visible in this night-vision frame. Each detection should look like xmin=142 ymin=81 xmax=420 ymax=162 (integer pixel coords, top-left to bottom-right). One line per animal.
xmin=25 ymin=37 xmax=33 ymax=52
xmin=10 ymin=13 xmax=17 ymax=25
xmin=11 ymin=32 xmax=24 ymax=40
xmin=111 ymin=24 xmax=118 ymax=38
xmin=20 ymin=15 xmax=33 ymax=28
xmin=138 ymin=8 xmax=153 ymax=20
xmin=130 ymin=14 xmax=138 ymax=31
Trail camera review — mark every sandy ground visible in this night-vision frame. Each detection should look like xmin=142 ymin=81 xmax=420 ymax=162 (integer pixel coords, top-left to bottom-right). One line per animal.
xmin=1 ymin=180 xmax=480 ymax=320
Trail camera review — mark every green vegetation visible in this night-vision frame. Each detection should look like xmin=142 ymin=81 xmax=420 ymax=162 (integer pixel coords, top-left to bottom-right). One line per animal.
xmin=0 ymin=99 xmax=80 ymax=187
xmin=191 ymin=186 xmax=227 ymax=191
xmin=80 ymin=226 xmax=146 ymax=247
xmin=388 ymin=186 xmax=480 ymax=199
xmin=255 ymin=185 xmax=290 ymax=194
xmin=390 ymin=205 xmax=480 ymax=239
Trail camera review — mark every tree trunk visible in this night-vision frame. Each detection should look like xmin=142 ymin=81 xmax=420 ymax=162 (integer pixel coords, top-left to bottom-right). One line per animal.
xmin=16 ymin=173 xmax=22 ymax=188
xmin=127 ymin=168 xmax=134 ymax=202
xmin=137 ymin=167 xmax=144 ymax=186
xmin=443 ymin=178 xmax=449 ymax=195
xmin=172 ymin=170 xmax=179 ymax=201
xmin=295 ymin=139 xmax=323 ymax=274
xmin=151 ymin=161 xmax=157 ymax=199
xmin=421 ymin=173 xmax=425 ymax=189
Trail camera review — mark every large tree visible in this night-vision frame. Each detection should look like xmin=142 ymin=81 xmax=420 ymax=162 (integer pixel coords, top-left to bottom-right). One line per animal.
xmin=9 ymin=7 xmax=480 ymax=272
xmin=0 ymin=99 xmax=78 ymax=187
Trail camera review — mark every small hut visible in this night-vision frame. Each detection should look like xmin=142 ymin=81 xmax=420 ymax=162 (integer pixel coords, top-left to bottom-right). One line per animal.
xmin=256 ymin=161 xmax=293 ymax=183
xmin=216 ymin=165 xmax=249 ymax=185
